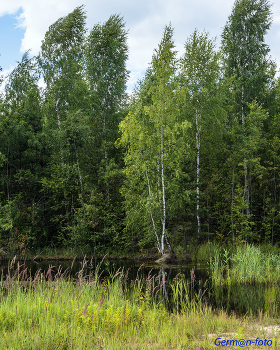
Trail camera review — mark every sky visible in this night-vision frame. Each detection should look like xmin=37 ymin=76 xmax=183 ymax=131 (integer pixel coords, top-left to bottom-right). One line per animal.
xmin=0 ymin=0 xmax=280 ymax=93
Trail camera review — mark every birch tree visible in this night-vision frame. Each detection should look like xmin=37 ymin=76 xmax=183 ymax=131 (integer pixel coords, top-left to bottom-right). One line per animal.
xmin=39 ymin=6 xmax=89 ymax=244
xmin=118 ymin=25 xmax=189 ymax=255
xmin=180 ymin=30 xmax=223 ymax=241
xmin=85 ymin=14 xmax=128 ymax=189
xmin=85 ymin=15 xmax=129 ymax=246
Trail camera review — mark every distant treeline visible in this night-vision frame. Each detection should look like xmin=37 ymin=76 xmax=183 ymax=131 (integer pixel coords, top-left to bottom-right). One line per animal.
xmin=0 ymin=0 xmax=280 ymax=255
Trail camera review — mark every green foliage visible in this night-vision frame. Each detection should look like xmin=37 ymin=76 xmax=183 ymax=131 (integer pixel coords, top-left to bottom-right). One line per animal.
xmin=222 ymin=0 xmax=273 ymax=112
xmin=179 ymin=30 xmax=227 ymax=241
xmin=231 ymin=185 xmax=253 ymax=240
xmin=83 ymin=14 xmax=129 ymax=251
xmin=0 ymin=2 xmax=279 ymax=254
xmin=118 ymin=25 xmax=191 ymax=253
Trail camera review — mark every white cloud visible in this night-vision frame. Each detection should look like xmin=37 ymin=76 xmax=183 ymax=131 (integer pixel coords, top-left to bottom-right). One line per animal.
xmin=0 ymin=1 xmax=22 ymax=15
xmin=1 ymin=0 xmax=280 ymax=89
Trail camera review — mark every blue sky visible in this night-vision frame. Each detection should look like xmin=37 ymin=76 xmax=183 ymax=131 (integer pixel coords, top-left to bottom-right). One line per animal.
xmin=0 ymin=0 xmax=280 ymax=92
xmin=0 ymin=9 xmax=25 ymax=71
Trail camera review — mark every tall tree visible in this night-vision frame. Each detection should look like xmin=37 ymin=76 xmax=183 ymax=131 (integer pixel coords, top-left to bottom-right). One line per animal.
xmin=0 ymin=52 xmax=42 ymax=251
xmin=221 ymin=0 xmax=274 ymax=219
xmin=85 ymin=14 xmax=129 ymax=246
xmin=118 ymin=25 xmax=189 ymax=255
xmin=180 ymin=30 xmax=225 ymax=241
xmin=39 ymin=6 xmax=89 ymax=245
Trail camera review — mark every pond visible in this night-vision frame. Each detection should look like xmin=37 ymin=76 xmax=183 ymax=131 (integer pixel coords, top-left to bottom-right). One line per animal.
xmin=0 ymin=257 xmax=279 ymax=317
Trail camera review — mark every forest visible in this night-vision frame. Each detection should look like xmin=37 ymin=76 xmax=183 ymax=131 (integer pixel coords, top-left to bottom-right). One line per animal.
xmin=0 ymin=0 xmax=280 ymax=258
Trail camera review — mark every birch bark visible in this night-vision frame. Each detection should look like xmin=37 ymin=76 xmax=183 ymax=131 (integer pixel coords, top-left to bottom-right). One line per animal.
xmin=145 ymin=169 xmax=161 ymax=253
xmin=160 ymin=126 xmax=166 ymax=255
xmin=196 ymin=108 xmax=201 ymax=239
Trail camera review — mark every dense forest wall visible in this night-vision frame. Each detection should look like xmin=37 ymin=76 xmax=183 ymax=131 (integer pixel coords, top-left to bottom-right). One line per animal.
xmin=0 ymin=1 xmax=280 ymax=255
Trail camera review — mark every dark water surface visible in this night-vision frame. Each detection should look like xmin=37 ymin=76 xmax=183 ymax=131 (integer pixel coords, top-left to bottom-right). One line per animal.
xmin=0 ymin=257 xmax=279 ymax=317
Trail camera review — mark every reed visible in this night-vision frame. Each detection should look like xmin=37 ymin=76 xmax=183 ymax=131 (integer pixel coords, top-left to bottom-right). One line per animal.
xmin=188 ymin=241 xmax=223 ymax=262
xmin=0 ymin=257 xmax=260 ymax=350
xmin=210 ymin=244 xmax=280 ymax=286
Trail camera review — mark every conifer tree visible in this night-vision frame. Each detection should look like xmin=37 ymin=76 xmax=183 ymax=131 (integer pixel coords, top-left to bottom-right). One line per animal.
xmin=0 ymin=52 xmax=42 ymax=250
xmin=222 ymin=0 xmax=273 ymax=221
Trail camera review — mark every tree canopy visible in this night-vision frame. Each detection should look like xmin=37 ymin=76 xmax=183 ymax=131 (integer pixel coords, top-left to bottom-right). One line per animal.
xmin=0 ymin=1 xmax=279 ymax=256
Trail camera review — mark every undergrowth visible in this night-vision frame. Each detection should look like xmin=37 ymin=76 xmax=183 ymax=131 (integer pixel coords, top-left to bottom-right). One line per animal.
xmin=0 ymin=252 xmax=280 ymax=349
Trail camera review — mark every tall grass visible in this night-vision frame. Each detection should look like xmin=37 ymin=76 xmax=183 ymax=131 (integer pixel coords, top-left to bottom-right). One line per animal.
xmin=210 ymin=244 xmax=280 ymax=285
xmin=187 ymin=241 xmax=224 ymax=263
xmin=0 ymin=257 xmax=253 ymax=349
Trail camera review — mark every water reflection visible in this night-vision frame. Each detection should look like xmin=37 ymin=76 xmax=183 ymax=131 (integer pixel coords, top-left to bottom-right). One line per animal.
xmin=212 ymin=284 xmax=280 ymax=317
xmin=0 ymin=257 xmax=279 ymax=316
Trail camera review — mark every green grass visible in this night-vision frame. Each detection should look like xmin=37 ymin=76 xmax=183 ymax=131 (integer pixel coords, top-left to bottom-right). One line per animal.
xmin=210 ymin=244 xmax=280 ymax=285
xmin=180 ymin=241 xmax=226 ymax=263
xmin=1 ymin=258 xmax=279 ymax=349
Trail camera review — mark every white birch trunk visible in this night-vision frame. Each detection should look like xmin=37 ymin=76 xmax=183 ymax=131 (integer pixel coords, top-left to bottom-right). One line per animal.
xmin=56 ymin=98 xmax=61 ymax=131
xmin=161 ymin=126 xmax=166 ymax=255
xmin=161 ymin=267 xmax=168 ymax=301
xmin=145 ymin=169 xmax=161 ymax=253
xmin=196 ymin=109 xmax=201 ymax=239
xmin=157 ymin=158 xmax=161 ymax=205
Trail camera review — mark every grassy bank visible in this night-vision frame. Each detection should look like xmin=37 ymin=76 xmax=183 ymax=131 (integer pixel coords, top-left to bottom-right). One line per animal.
xmin=210 ymin=244 xmax=280 ymax=285
xmin=0 ymin=260 xmax=280 ymax=349
xmin=1 ymin=240 xmax=279 ymax=263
